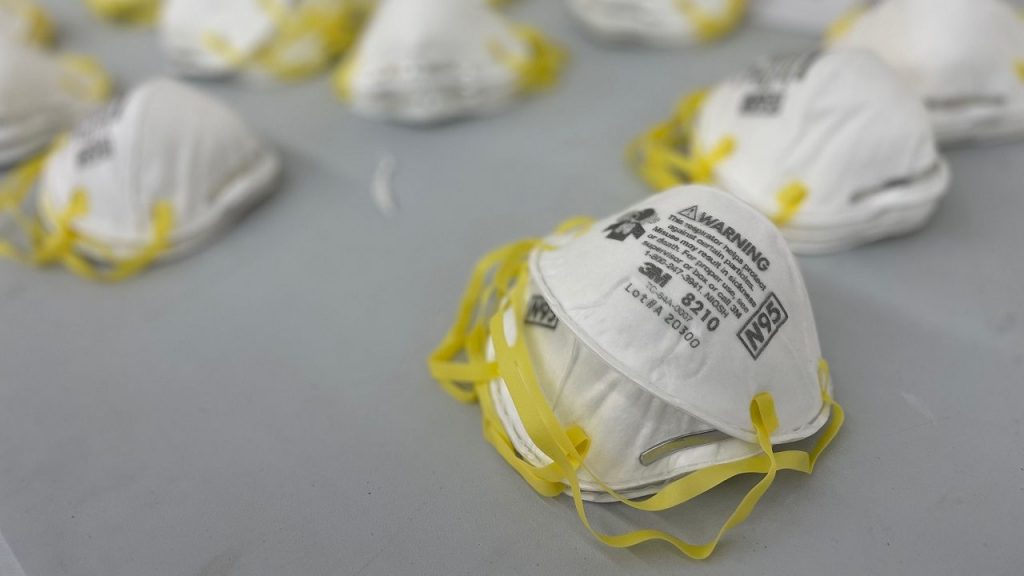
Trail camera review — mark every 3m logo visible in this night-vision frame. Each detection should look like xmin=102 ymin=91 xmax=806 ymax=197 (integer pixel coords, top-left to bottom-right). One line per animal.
xmin=524 ymin=296 xmax=559 ymax=330
xmin=737 ymin=293 xmax=789 ymax=360
xmin=639 ymin=262 xmax=672 ymax=288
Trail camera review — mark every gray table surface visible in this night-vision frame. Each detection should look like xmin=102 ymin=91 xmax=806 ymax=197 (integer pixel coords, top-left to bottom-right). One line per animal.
xmin=2 ymin=2 xmax=1023 ymax=575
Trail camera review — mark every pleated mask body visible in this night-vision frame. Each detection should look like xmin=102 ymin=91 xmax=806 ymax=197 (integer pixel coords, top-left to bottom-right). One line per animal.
xmin=0 ymin=39 xmax=111 ymax=166
xmin=489 ymin=279 xmax=765 ymax=501
xmin=160 ymin=0 xmax=365 ymax=82
xmin=336 ymin=0 xmax=565 ymax=124
xmin=0 ymin=0 xmax=54 ymax=46
xmin=429 ymin=186 xmax=844 ymax=559
xmin=568 ymin=0 xmax=746 ymax=45
xmin=630 ymin=49 xmax=950 ymax=255
xmin=0 ymin=78 xmax=280 ymax=281
xmin=831 ymin=0 xmax=1024 ymax=145
xmin=38 ymin=78 xmax=281 ymax=261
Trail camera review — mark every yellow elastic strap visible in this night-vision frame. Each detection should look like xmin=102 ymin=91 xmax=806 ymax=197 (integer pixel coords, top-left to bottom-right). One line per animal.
xmin=484 ymin=257 xmax=843 ymax=558
xmin=0 ymin=0 xmax=55 ymax=46
xmin=772 ymin=181 xmax=808 ymax=227
xmin=825 ymin=4 xmax=867 ymax=43
xmin=253 ymin=0 xmax=366 ymax=81
xmin=1016 ymin=61 xmax=1024 ymax=83
xmin=628 ymin=90 xmax=735 ymax=192
xmin=58 ymin=54 xmax=114 ymax=104
xmin=428 ymin=217 xmax=595 ymax=404
xmin=332 ymin=52 xmax=359 ymax=102
xmin=32 ymin=189 xmax=175 ymax=282
xmin=675 ymin=0 xmax=746 ymax=43
xmin=428 ymin=239 xmax=541 ymax=403
xmin=0 ymin=152 xmax=49 ymax=263
xmin=479 ymin=373 xmax=592 ymax=497
xmin=490 ymin=276 xmax=774 ymax=558
xmin=204 ymin=0 xmax=366 ymax=82
xmin=490 ymin=24 xmax=567 ymax=93
xmin=85 ymin=0 xmax=160 ymax=25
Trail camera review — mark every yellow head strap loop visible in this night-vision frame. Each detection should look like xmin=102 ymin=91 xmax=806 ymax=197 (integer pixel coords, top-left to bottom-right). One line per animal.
xmin=332 ymin=52 xmax=359 ymax=102
xmin=429 ymin=219 xmax=845 ymax=559
xmin=676 ymin=0 xmax=747 ymax=43
xmin=825 ymin=5 xmax=868 ymax=44
xmin=204 ymin=0 xmax=366 ymax=82
xmin=0 ymin=149 xmax=175 ymax=282
xmin=490 ymin=24 xmax=567 ymax=93
xmin=490 ymin=273 xmax=844 ymax=557
xmin=85 ymin=0 xmax=161 ymax=26
xmin=628 ymin=89 xmax=736 ymax=191
xmin=1016 ymin=61 xmax=1024 ymax=83
xmin=33 ymin=189 xmax=175 ymax=282
xmin=0 ymin=151 xmax=49 ymax=262
xmin=58 ymin=54 xmax=114 ymax=104
xmin=1 ymin=0 xmax=55 ymax=46
xmin=428 ymin=218 xmax=594 ymax=404
xmin=772 ymin=181 xmax=808 ymax=227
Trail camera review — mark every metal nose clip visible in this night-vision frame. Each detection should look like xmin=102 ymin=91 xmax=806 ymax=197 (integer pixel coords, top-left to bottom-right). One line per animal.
xmin=639 ymin=429 xmax=733 ymax=467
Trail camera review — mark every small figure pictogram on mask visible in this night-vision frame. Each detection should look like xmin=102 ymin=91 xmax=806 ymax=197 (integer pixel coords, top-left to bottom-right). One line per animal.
xmin=604 ymin=208 xmax=659 ymax=242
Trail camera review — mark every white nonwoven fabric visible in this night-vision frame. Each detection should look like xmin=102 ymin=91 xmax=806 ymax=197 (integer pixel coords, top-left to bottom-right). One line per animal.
xmin=342 ymin=0 xmax=536 ymax=123
xmin=694 ymin=49 xmax=949 ymax=253
xmin=37 ymin=78 xmax=281 ymax=260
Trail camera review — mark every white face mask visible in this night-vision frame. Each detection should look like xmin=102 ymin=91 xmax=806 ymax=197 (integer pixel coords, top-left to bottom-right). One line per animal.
xmin=429 ymin=185 xmax=843 ymax=559
xmin=830 ymin=0 xmax=1024 ymax=145
xmin=0 ymin=39 xmax=112 ymax=166
xmin=335 ymin=0 xmax=565 ymax=124
xmin=489 ymin=279 xmax=767 ymax=501
xmin=751 ymin=0 xmax=861 ymax=32
xmin=630 ymin=49 xmax=950 ymax=254
xmin=160 ymin=0 xmax=365 ymax=81
xmin=0 ymin=0 xmax=54 ymax=46
xmin=567 ymin=0 xmax=746 ymax=45
xmin=0 ymin=78 xmax=280 ymax=281
xmin=85 ymin=0 xmax=162 ymax=25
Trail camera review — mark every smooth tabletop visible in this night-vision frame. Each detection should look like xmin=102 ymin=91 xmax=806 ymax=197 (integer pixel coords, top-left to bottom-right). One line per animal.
xmin=1 ymin=2 xmax=1023 ymax=575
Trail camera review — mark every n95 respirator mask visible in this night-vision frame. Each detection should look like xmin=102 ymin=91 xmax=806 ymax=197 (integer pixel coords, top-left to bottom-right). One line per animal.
xmin=0 ymin=0 xmax=54 ymax=46
xmin=830 ymin=0 xmax=1024 ymax=145
xmin=85 ymin=0 xmax=162 ymax=25
xmin=0 ymin=39 xmax=111 ymax=166
xmin=0 ymin=78 xmax=280 ymax=281
xmin=630 ymin=49 xmax=950 ymax=255
xmin=335 ymin=0 xmax=565 ymax=124
xmin=568 ymin=0 xmax=746 ymax=45
xmin=429 ymin=186 xmax=843 ymax=560
xmin=160 ymin=0 xmax=368 ymax=82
